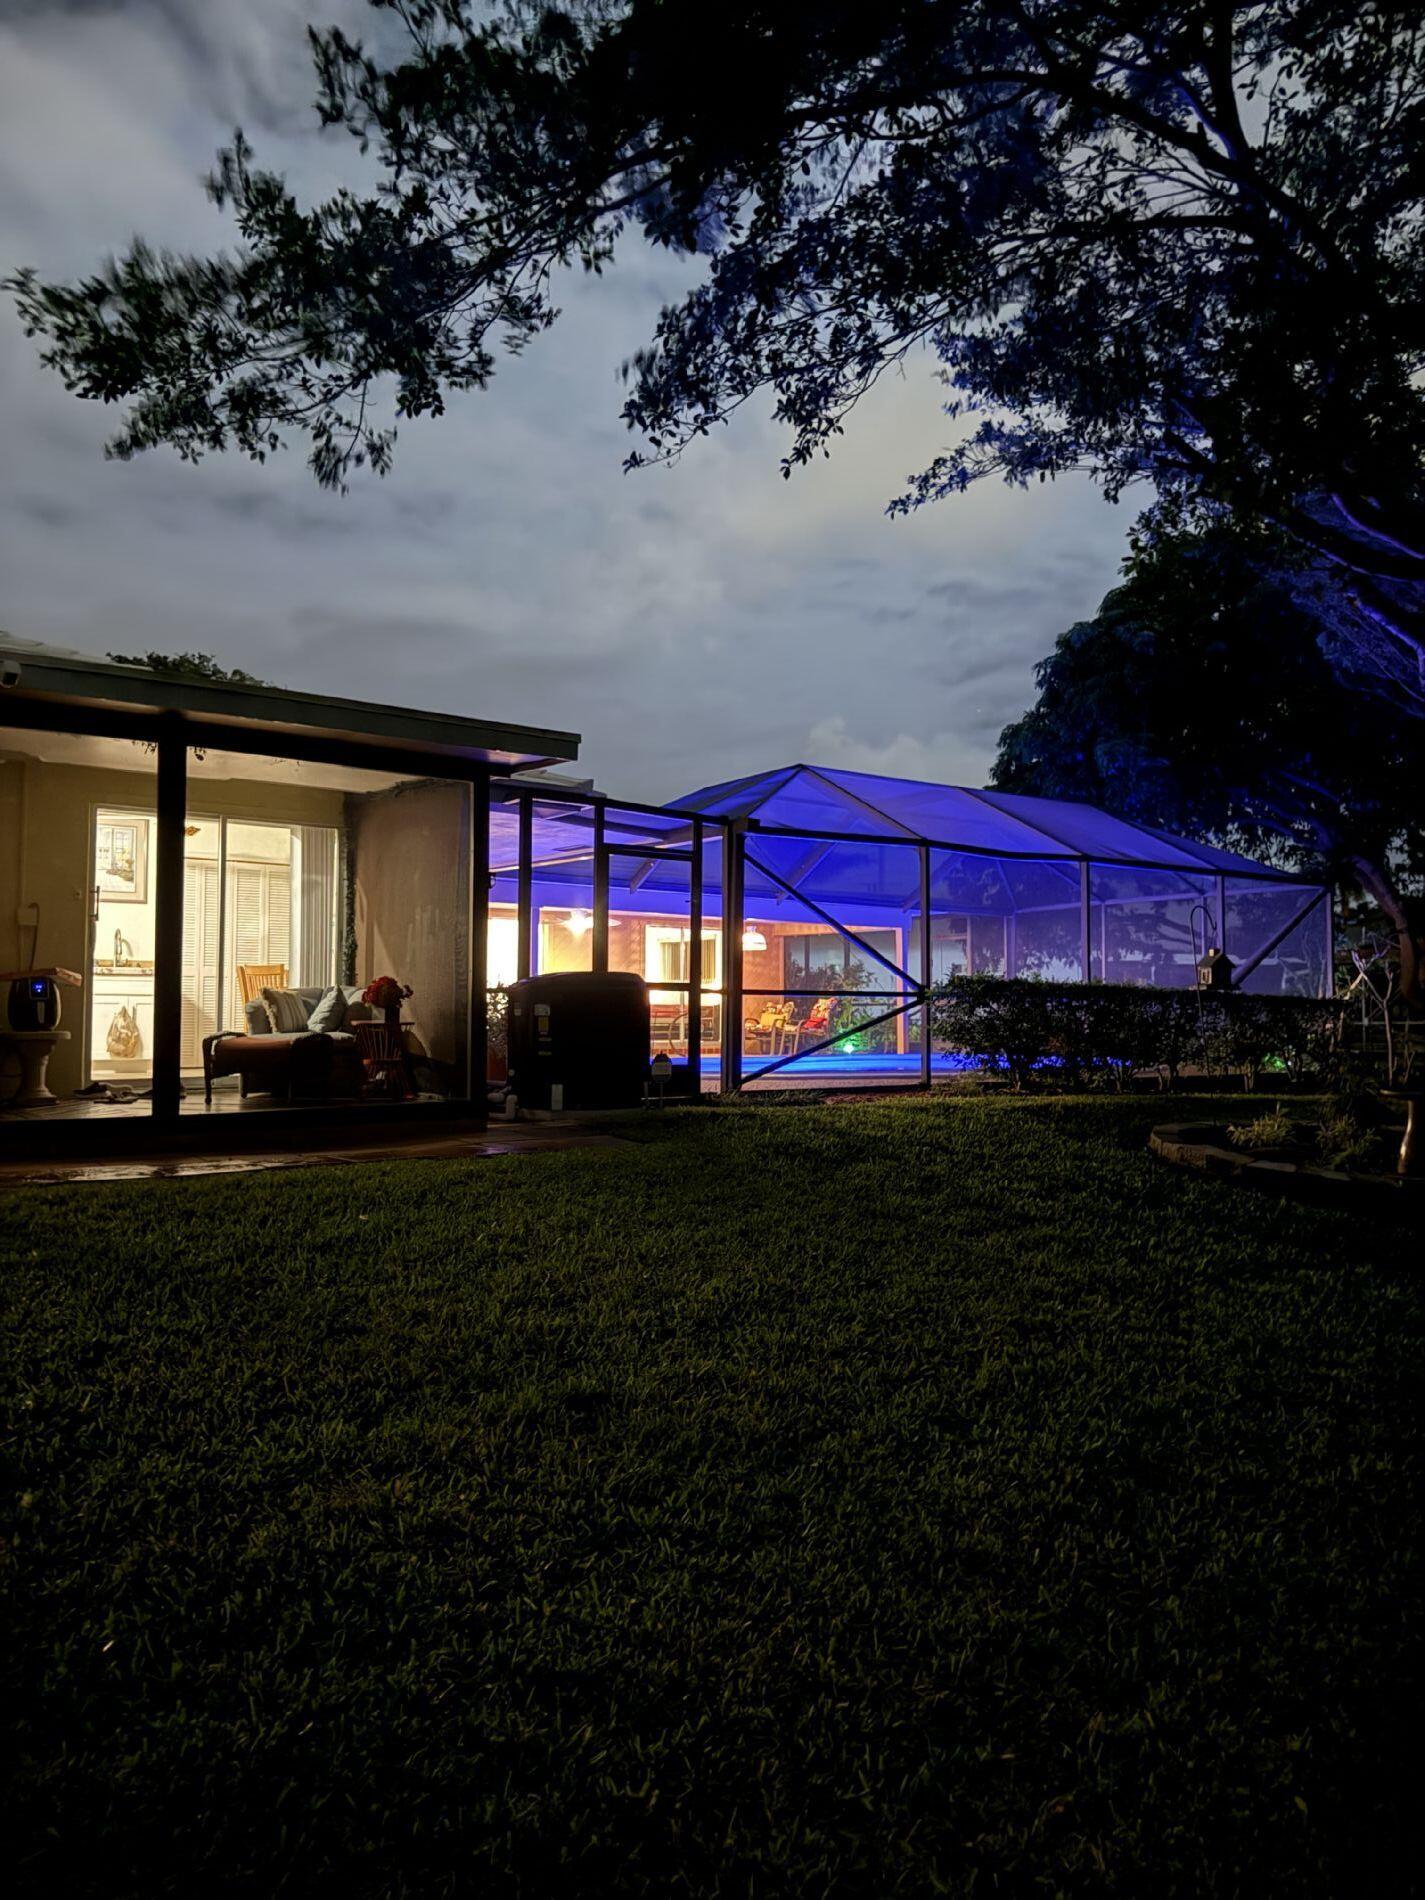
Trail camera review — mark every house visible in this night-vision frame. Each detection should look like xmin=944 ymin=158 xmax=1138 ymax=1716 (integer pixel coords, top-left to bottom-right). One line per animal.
xmin=0 ymin=633 xmax=575 ymax=1138
xmin=1 ymin=635 xmax=1332 ymax=1142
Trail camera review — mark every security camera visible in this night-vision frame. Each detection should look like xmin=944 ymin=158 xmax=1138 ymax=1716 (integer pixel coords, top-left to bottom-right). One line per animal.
xmin=0 ymin=659 xmax=21 ymax=688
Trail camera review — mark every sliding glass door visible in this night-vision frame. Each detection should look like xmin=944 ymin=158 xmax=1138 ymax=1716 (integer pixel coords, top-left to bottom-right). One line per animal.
xmin=179 ymin=818 xmax=339 ymax=1069
xmin=181 ymin=820 xmax=221 ymax=1071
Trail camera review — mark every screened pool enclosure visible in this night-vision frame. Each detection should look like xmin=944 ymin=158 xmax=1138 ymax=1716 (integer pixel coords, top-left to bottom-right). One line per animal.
xmin=488 ymin=764 xmax=1332 ymax=1091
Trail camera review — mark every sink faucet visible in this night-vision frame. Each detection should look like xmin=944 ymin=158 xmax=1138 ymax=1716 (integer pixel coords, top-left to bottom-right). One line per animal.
xmin=113 ymin=928 xmax=132 ymax=967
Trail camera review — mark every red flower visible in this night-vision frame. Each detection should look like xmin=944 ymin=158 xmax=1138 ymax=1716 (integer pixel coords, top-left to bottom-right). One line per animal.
xmin=362 ymin=975 xmax=412 ymax=1011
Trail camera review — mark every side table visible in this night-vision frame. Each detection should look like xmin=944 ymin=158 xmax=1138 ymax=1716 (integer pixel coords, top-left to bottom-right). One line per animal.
xmin=354 ymin=1019 xmax=412 ymax=1100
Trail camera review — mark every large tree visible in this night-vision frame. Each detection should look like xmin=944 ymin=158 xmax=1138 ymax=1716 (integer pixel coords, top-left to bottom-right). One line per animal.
xmin=9 ymin=2 xmax=1424 ymax=704
xmin=993 ymin=526 xmax=1425 ymax=1005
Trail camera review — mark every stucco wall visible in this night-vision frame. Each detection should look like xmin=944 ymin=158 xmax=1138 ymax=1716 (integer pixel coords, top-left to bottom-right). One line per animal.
xmin=348 ymin=779 xmax=471 ymax=1089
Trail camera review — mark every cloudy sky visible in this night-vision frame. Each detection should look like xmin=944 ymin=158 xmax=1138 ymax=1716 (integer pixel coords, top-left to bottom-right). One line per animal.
xmin=0 ymin=0 xmax=1134 ymax=802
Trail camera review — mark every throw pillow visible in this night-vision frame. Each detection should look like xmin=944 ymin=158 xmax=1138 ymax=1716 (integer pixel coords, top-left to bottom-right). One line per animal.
xmin=306 ymin=986 xmax=348 ymax=1034
xmin=260 ymin=986 xmax=311 ymax=1034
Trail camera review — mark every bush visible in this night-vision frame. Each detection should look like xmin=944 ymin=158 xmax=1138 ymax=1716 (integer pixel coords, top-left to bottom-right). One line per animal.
xmin=1228 ymin=1105 xmax=1294 ymax=1150
xmin=930 ymin=975 xmax=1342 ymax=1091
xmin=932 ymin=974 xmax=1057 ymax=1089
xmin=1315 ymin=1075 xmax=1387 ymax=1169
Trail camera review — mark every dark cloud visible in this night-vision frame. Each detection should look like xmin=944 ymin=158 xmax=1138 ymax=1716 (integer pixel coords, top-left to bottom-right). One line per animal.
xmin=13 ymin=494 xmax=82 ymax=529
xmin=0 ymin=0 xmax=1131 ymax=801
xmin=209 ymin=491 xmax=363 ymax=540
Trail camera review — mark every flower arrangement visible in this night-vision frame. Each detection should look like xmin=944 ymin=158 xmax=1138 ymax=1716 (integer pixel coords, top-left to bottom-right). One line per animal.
xmin=362 ymin=974 xmax=412 ymax=1022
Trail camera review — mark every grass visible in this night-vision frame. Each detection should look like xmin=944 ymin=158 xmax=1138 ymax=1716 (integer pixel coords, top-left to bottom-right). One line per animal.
xmin=2 ymin=1093 xmax=1419 ymax=1896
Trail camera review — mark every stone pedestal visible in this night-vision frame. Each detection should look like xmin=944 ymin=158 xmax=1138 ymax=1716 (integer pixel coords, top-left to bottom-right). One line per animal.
xmin=1 ymin=1030 xmax=72 ymax=1107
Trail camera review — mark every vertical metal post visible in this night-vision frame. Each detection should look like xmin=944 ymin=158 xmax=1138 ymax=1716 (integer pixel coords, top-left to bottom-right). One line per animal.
xmin=1215 ymin=874 xmax=1227 ymax=953
xmin=1080 ymin=860 xmax=1092 ymax=983
xmin=1325 ymin=882 xmax=1337 ymax=999
xmin=919 ymin=842 xmax=932 ymax=1089
xmin=592 ymin=803 xmax=609 ymax=972
xmin=151 ymin=716 xmax=186 ymax=1124
xmin=687 ymin=817 xmax=703 ymax=1097
xmin=213 ymin=818 xmax=229 ymax=1047
xmin=517 ymin=792 xmax=533 ymax=980
xmin=722 ymin=824 xmax=745 ymax=1093
xmin=467 ymin=771 xmax=489 ymax=1121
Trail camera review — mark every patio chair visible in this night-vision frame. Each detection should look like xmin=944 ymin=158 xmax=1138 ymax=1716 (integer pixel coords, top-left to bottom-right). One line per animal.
xmin=787 ymin=993 xmax=840 ymax=1052
xmin=649 ymin=1003 xmax=687 ymax=1056
xmin=744 ymin=1001 xmax=794 ymax=1056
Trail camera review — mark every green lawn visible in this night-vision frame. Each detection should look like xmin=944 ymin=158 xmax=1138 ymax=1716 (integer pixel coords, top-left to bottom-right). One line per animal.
xmin=2 ymin=1095 xmax=1419 ymax=1896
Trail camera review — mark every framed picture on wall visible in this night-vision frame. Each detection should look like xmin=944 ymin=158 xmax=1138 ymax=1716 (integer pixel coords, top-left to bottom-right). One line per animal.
xmin=96 ymin=816 xmax=149 ymax=903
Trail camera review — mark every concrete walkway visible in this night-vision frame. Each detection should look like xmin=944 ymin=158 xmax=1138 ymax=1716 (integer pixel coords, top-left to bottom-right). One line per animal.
xmin=0 ymin=1120 xmax=626 ymax=1188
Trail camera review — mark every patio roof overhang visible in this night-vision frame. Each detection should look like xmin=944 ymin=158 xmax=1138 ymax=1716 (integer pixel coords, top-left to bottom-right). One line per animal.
xmin=0 ymin=632 xmax=579 ymax=773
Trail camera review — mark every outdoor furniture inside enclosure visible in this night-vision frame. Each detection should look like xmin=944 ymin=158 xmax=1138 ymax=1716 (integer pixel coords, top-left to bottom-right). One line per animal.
xmin=488 ymin=766 xmax=1332 ymax=1092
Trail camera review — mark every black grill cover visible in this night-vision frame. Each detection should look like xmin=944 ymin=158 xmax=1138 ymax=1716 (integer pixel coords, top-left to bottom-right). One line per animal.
xmin=506 ymin=971 xmax=650 ymax=1110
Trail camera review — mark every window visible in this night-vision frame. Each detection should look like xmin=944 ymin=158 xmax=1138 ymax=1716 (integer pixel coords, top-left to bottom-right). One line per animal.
xmin=488 ymin=913 xmax=519 ymax=989
xmin=931 ymin=916 xmax=970 ymax=983
xmin=646 ymin=927 xmax=718 ymax=986
xmin=782 ymin=929 xmax=900 ymax=989
xmin=646 ymin=919 xmax=725 ymax=1010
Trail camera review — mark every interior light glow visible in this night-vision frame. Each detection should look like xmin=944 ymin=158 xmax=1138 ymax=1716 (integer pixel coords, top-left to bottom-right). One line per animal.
xmin=741 ymin=926 xmax=767 ymax=952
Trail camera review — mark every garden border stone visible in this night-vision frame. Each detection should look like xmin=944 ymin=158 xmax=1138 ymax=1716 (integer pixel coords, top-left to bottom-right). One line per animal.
xmin=1150 ymin=1121 xmax=1421 ymax=1219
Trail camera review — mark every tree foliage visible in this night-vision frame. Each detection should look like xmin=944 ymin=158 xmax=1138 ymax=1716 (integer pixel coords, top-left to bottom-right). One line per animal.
xmin=106 ymin=650 xmax=269 ymax=685
xmin=9 ymin=2 xmax=1424 ymax=700
xmin=993 ymin=526 xmax=1424 ymax=1002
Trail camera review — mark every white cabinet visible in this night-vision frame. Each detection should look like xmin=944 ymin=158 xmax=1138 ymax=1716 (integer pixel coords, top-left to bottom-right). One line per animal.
xmin=90 ymin=970 xmax=155 ymax=1077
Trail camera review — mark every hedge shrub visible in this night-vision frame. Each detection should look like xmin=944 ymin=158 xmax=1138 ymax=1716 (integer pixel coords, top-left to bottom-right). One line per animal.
xmin=930 ymin=974 xmax=1342 ymax=1090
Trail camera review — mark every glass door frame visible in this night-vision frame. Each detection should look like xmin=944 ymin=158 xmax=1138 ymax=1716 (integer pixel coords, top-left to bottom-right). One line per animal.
xmin=597 ymin=835 xmax=706 ymax=1095
xmin=179 ymin=812 xmax=341 ymax=1071
xmin=87 ymin=799 xmax=159 ymax=1089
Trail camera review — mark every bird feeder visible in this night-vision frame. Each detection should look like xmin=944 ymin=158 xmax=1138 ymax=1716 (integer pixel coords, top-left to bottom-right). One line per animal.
xmin=1195 ymin=947 xmax=1234 ymax=991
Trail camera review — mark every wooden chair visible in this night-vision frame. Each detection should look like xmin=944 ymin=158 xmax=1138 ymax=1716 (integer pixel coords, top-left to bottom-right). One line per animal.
xmin=237 ymin=962 xmax=288 ymax=1007
xmin=744 ymin=1001 xmax=794 ymax=1056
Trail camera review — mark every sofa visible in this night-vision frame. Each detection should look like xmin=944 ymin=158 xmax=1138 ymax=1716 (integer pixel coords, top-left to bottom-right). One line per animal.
xmin=202 ymin=985 xmax=373 ymax=1104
